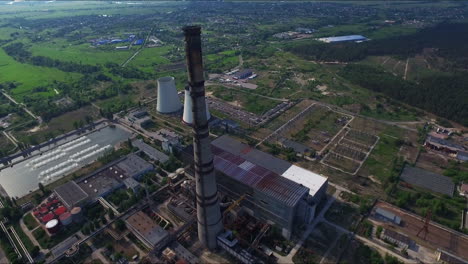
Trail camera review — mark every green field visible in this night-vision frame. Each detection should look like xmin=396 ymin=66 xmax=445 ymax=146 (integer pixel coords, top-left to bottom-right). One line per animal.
xmin=0 ymin=48 xmax=80 ymax=101
xmin=29 ymin=39 xmax=135 ymax=66
xmin=129 ymin=46 xmax=172 ymax=73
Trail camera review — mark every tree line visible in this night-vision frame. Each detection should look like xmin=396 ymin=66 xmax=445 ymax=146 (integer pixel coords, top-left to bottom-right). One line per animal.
xmin=339 ymin=64 xmax=468 ymax=125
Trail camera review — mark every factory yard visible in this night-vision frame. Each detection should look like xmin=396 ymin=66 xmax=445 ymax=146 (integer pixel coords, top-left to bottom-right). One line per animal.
xmin=373 ymin=201 xmax=468 ymax=260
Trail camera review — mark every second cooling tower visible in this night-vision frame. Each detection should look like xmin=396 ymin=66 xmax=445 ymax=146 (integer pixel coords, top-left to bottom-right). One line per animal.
xmin=157 ymin=76 xmax=182 ymax=114
xmin=183 ymin=86 xmax=210 ymax=125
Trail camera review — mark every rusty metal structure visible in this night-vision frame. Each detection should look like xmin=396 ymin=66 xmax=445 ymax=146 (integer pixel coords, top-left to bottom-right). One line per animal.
xmin=183 ymin=25 xmax=223 ymax=249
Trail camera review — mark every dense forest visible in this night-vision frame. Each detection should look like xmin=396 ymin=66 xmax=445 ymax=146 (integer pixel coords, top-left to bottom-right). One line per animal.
xmin=286 ymin=23 xmax=468 ymax=69
xmin=339 ymin=64 xmax=468 ymax=125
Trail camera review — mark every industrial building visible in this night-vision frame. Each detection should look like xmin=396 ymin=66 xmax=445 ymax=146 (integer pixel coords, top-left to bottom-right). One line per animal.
xmin=126 ymin=211 xmax=169 ymax=249
xmin=400 ymin=165 xmax=455 ymax=196
xmin=318 ymin=35 xmax=368 ymax=43
xmin=211 ymin=135 xmax=328 ymax=238
xmin=132 ymin=139 xmax=170 ymax=163
xmin=233 ymin=69 xmax=253 ymax=80
xmin=54 ymin=181 xmax=89 ymax=209
xmin=381 ymin=229 xmax=412 ymax=248
xmin=373 ymin=207 xmax=401 ymax=225
xmin=54 ymin=154 xmax=153 ymax=206
xmin=436 ymin=249 xmax=468 ymax=264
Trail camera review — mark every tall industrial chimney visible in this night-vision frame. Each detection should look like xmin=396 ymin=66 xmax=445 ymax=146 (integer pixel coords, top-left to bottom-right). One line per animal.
xmin=183 ymin=86 xmax=211 ymax=125
xmin=183 ymin=25 xmax=222 ymax=249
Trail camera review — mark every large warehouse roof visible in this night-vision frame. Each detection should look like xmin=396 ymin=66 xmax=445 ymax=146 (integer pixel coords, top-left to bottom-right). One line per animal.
xmin=54 ymin=181 xmax=89 ymax=208
xmin=116 ymin=153 xmax=153 ymax=177
xmin=212 ymin=135 xmax=291 ymax=175
xmin=318 ymin=35 xmax=368 ymax=43
xmin=281 ymin=165 xmax=327 ymax=196
xmin=212 ymin=145 xmax=309 ymax=207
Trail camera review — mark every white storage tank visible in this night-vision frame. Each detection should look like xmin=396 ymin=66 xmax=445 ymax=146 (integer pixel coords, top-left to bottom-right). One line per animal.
xmin=157 ymin=76 xmax=182 ymax=114
xmin=46 ymin=219 xmax=60 ymax=234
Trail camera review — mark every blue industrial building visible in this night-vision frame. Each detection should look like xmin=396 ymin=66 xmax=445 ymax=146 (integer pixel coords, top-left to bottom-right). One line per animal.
xmin=134 ymin=39 xmax=144 ymax=45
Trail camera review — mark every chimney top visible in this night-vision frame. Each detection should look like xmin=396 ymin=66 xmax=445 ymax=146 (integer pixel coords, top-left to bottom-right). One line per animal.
xmin=183 ymin=25 xmax=201 ymax=35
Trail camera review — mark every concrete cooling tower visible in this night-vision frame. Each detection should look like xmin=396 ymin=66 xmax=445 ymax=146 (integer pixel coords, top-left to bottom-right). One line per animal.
xmin=157 ymin=76 xmax=182 ymax=114
xmin=182 ymin=86 xmax=210 ymax=125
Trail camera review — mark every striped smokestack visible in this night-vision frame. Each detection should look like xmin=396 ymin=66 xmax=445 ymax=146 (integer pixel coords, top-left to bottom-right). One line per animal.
xmin=183 ymin=25 xmax=222 ymax=249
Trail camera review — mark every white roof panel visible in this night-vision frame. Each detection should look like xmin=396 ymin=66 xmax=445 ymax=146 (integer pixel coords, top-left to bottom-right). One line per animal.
xmin=281 ymin=165 xmax=327 ymax=197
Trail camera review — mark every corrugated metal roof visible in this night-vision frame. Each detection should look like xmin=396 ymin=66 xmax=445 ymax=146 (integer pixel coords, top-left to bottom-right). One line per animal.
xmin=213 ymin=145 xmax=308 ymax=207
xmin=212 ymin=135 xmax=291 ymax=175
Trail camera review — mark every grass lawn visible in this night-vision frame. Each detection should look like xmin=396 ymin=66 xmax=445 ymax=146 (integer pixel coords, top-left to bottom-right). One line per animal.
xmin=0 ymin=48 xmax=81 ymax=102
xmin=23 ymin=213 xmax=39 ymax=230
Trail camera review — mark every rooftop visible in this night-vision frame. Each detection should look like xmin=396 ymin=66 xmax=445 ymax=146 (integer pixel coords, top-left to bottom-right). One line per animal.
xmin=126 ymin=211 xmax=168 ymax=247
xmin=375 ymin=207 xmax=401 ymax=225
xmin=77 ymin=170 xmax=122 ymax=198
xmin=116 ymin=153 xmax=153 ymax=178
xmin=54 ymin=181 xmax=89 ymax=208
xmin=132 ymin=139 xmax=169 ymax=163
xmin=319 ymin=35 xmax=368 ymax=43
xmin=212 ymin=135 xmax=291 ymax=175
xmin=426 ymin=136 xmax=465 ymax=151
xmin=281 ymin=165 xmax=327 ymax=197
xmin=212 ymin=136 xmax=310 ymax=207
xmin=400 ymin=165 xmax=455 ymax=197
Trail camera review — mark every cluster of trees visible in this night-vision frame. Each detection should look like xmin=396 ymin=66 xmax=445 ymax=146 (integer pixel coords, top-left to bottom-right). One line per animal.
xmin=339 ymin=64 xmax=468 ymax=125
xmin=0 ymin=230 xmax=21 ymax=264
xmin=105 ymin=62 xmax=149 ymax=80
xmin=0 ymin=99 xmax=21 ymax=119
xmin=3 ymin=43 xmax=100 ymax=74
xmin=443 ymin=162 xmax=468 ymax=184
xmin=286 ymin=23 xmax=468 ymax=69
xmin=0 ymin=197 xmax=21 ymax=222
